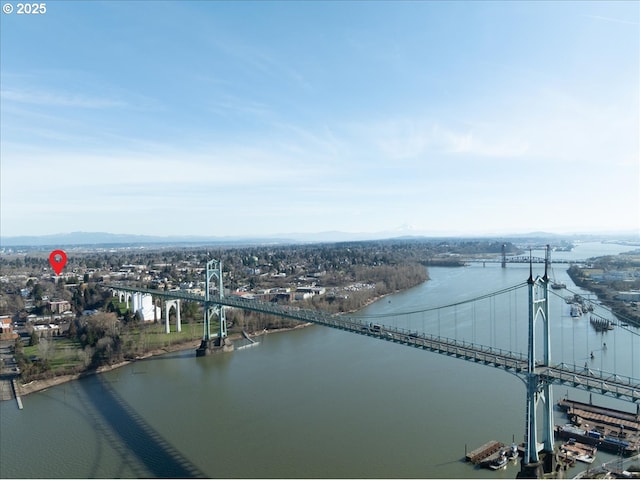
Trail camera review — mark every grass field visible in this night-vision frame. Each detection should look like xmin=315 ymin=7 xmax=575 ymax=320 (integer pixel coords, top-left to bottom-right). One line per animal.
xmin=23 ymin=337 xmax=84 ymax=372
xmin=123 ymin=321 xmax=206 ymax=350
xmin=22 ymin=320 xmax=210 ymax=376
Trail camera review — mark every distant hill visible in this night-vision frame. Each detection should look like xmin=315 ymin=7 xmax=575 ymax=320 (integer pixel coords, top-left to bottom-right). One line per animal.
xmin=1 ymin=230 xmax=637 ymax=248
xmin=0 ymin=231 xmax=294 ymax=247
xmin=1 ymin=230 xmax=402 ymax=247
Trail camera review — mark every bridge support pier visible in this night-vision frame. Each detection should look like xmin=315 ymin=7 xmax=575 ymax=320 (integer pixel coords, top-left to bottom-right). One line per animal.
xmin=518 ymin=459 xmax=543 ymax=479
xmin=517 ymin=452 xmax=559 ymax=479
xmin=196 ymin=336 xmax=234 ymax=356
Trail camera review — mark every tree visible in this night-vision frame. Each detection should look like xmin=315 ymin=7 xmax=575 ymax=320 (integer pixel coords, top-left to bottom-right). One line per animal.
xmin=14 ymin=337 xmax=23 ymax=355
xmin=182 ymin=302 xmax=199 ymax=322
xmin=68 ymin=319 xmax=78 ymax=339
xmin=32 ymin=283 xmax=44 ymax=302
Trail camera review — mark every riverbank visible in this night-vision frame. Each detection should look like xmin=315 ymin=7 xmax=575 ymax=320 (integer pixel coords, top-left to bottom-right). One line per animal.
xmin=9 ymin=283 xmax=421 ymax=400
xmin=12 ymin=323 xmax=317 ymax=399
xmin=567 ymin=266 xmax=640 ymax=327
xmin=16 ymin=338 xmax=202 ymax=397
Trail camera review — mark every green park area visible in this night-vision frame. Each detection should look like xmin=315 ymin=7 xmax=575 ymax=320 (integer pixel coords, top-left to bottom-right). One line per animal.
xmin=16 ymin=320 xmax=208 ymax=381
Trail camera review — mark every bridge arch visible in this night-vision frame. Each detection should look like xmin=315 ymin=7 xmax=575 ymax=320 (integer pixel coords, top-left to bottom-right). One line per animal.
xmin=165 ymin=299 xmax=181 ymax=334
xmin=116 ymin=291 xmax=132 ymax=307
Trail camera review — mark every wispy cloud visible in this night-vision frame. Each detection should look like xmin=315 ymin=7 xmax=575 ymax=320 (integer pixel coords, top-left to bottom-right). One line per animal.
xmin=351 ymin=118 xmax=530 ymax=161
xmin=583 ymin=14 xmax=640 ymax=26
xmin=1 ymin=88 xmax=128 ymax=109
xmin=205 ymin=93 xmax=274 ymax=120
xmin=201 ymin=28 xmax=315 ymax=94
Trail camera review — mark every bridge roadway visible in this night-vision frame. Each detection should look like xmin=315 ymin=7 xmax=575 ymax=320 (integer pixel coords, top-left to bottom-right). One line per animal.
xmin=108 ymin=285 xmax=640 ymax=403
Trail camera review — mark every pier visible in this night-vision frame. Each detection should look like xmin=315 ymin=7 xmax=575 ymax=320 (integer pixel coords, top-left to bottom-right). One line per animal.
xmin=11 ymin=379 xmax=23 ymax=410
xmin=465 ymin=440 xmax=505 ymax=464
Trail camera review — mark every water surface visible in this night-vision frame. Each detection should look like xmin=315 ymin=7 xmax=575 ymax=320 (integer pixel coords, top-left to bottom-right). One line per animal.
xmin=1 ymin=242 xmax=638 ymax=478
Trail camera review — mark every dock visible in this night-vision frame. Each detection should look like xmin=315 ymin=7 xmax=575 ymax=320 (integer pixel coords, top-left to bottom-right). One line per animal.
xmin=465 ymin=440 xmax=504 ymax=464
xmin=11 ymin=379 xmax=23 ymax=410
xmin=557 ymin=396 xmax=640 ymax=455
xmin=0 ymin=378 xmax=14 ymax=401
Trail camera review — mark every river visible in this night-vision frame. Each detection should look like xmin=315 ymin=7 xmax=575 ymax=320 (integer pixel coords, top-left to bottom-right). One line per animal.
xmin=1 ymin=242 xmax=638 ymax=478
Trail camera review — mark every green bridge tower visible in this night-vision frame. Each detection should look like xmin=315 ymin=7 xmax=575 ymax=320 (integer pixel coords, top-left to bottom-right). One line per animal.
xmin=196 ymin=258 xmax=233 ymax=356
xmin=519 ymin=246 xmax=556 ymax=478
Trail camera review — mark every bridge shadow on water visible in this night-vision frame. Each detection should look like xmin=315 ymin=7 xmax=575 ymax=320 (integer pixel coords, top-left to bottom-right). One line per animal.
xmin=79 ymin=375 xmax=207 ymax=478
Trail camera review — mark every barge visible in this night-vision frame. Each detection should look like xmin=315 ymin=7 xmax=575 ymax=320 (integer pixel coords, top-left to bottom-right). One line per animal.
xmin=557 ymin=397 xmax=640 ymax=425
xmin=465 ymin=440 xmax=504 ymax=464
xmin=559 ymin=439 xmax=597 ymax=464
xmin=555 ymin=424 xmax=639 ymax=456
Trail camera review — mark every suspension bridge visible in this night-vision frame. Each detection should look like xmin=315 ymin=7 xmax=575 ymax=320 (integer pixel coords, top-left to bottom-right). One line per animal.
xmin=466 ymin=244 xmax=586 ymax=267
xmin=107 ymin=248 xmax=640 ymax=477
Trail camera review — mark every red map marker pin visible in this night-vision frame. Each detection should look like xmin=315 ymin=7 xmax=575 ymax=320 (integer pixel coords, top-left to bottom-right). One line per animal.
xmin=49 ymin=249 xmax=67 ymax=275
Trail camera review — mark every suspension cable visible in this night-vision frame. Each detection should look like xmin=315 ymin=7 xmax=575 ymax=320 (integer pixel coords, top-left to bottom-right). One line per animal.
xmin=357 ymin=281 xmax=529 ymax=319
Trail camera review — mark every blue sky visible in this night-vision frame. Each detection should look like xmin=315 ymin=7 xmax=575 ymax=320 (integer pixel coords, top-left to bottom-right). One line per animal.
xmin=1 ymin=1 xmax=638 ymax=238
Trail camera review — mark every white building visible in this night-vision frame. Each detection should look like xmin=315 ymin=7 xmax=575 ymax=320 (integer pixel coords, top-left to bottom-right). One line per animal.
xmin=131 ymin=293 xmax=161 ymax=321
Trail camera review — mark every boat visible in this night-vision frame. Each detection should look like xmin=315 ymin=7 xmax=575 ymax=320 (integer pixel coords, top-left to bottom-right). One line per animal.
xmin=506 ymin=443 xmax=519 ymax=461
xmin=560 ymin=439 xmax=597 ymax=464
xmin=488 ymin=451 xmax=509 ymax=470
xmin=574 ymin=450 xmax=596 ymax=464
xmin=552 ymin=282 xmax=566 ymax=290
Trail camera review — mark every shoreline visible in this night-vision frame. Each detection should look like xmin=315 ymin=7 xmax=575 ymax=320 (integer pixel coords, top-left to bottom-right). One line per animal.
xmin=566 ymin=267 xmax=640 ymax=328
xmin=12 ymin=324 xmax=316 ymax=399
xmin=16 ymin=338 xmax=202 ymax=397
xmin=10 ymin=284 xmax=421 ymax=400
